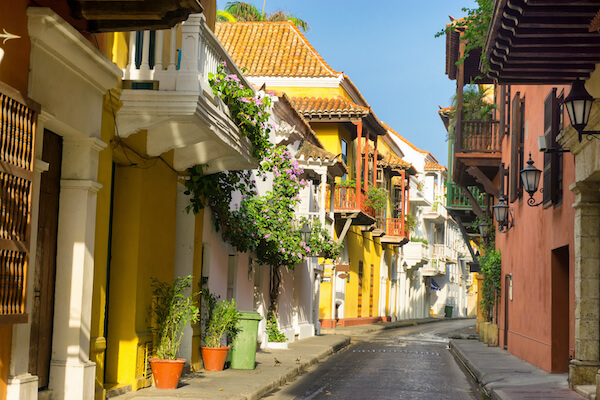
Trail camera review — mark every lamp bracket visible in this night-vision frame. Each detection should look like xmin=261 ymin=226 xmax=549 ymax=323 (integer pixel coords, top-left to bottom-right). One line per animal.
xmin=497 ymin=208 xmax=514 ymax=233
xmin=526 ymin=188 xmax=544 ymax=207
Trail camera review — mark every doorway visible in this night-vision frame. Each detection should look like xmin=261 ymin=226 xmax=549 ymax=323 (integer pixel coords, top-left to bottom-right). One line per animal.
xmin=29 ymin=130 xmax=62 ymax=389
xmin=551 ymin=246 xmax=570 ymax=373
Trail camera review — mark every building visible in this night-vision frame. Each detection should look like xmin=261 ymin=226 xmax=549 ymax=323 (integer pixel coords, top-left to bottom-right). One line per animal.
xmin=483 ymin=0 xmax=600 ymax=391
xmin=215 ymin=21 xmax=415 ymax=328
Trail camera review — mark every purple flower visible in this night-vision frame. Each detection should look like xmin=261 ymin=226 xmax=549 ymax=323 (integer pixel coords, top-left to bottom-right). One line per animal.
xmin=264 ymin=233 xmax=271 ymax=239
xmin=228 ymin=74 xmax=240 ymax=82
xmin=239 ymin=97 xmax=251 ymax=103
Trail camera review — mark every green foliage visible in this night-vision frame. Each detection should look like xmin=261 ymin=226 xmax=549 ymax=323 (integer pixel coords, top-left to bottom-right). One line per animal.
xmin=405 ymin=214 xmax=417 ymax=234
xmin=366 ymin=185 xmax=387 ymax=212
xmin=479 ymin=244 xmax=501 ymax=321
xmin=337 ymin=179 xmax=356 ymax=188
xmin=266 ymin=312 xmax=286 ymax=342
xmin=219 ymin=1 xmax=310 ymax=31
xmin=435 ymin=0 xmax=494 ymax=77
xmin=449 ymin=84 xmax=496 ymax=122
xmin=410 ymin=237 xmax=429 ymax=245
xmin=209 ymin=63 xmax=272 ymax=160
xmin=416 ymin=180 xmax=424 ymax=192
xmin=150 ymin=275 xmax=200 ymax=360
xmin=306 ymin=218 xmax=342 ymax=260
xmin=200 ymin=289 xmax=241 ymax=348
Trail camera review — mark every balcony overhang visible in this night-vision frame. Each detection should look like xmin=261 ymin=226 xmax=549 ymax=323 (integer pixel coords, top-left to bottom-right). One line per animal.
xmin=485 ymin=0 xmax=600 ymax=84
xmin=116 ymin=89 xmax=257 ymax=174
xmin=381 ymin=235 xmax=408 ymax=246
xmin=334 ymin=210 xmax=376 ymax=227
xmin=68 ymin=0 xmax=203 ymax=32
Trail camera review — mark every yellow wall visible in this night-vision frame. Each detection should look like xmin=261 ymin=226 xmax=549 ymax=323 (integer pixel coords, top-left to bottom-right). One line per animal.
xmin=103 ymin=132 xmax=178 ymax=391
xmin=91 ymin=90 xmax=120 ymax=399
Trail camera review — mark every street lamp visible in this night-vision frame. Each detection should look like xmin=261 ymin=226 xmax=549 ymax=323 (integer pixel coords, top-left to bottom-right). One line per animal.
xmin=520 ymin=153 xmax=543 ymax=207
xmin=299 ymin=222 xmax=312 ymax=243
xmin=477 ymin=218 xmax=490 ymax=238
xmin=492 ymin=196 xmax=513 ymax=233
xmin=563 ymin=78 xmax=600 ymax=142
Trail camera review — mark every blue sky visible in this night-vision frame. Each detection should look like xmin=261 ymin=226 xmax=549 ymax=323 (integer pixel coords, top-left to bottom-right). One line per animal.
xmin=216 ymin=1 xmax=477 ymax=166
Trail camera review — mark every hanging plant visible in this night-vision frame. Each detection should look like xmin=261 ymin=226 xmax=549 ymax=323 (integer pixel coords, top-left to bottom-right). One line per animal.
xmin=209 ymin=63 xmax=273 ymax=159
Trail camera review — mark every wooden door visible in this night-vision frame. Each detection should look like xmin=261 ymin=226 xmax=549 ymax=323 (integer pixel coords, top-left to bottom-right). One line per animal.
xmin=369 ymin=263 xmax=374 ymax=317
xmin=29 ymin=130 xmax=62 ymax=389
xmin=357 ymin=261 xmax=363 ymax=318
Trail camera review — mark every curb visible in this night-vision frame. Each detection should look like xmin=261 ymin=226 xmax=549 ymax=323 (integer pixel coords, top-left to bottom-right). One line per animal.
xmin=240 ymin=336 xmax=351 ymax=400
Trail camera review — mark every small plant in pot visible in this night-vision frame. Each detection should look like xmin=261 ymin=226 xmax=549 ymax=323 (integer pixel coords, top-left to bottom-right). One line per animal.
xmin=200 ymin=289 xmax=241 ymax=371
xmin=149 ymin=275 xmax=200 ymax=389
xmin=266 ymin=312 xmax=288 ymax=349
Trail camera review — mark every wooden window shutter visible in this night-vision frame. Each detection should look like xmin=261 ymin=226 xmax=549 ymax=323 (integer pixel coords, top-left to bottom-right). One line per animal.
xmin=0 ymin=82 xmax=39 ymax=324
xmin=543 ymin=88 xmax=560 ymax=207
xmin=509 ymin=92 xmax=522 ymax=203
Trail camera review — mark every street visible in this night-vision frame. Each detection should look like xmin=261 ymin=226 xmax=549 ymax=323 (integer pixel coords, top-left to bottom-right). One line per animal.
xmin=264 ymin=319 xmax=483 ymax=400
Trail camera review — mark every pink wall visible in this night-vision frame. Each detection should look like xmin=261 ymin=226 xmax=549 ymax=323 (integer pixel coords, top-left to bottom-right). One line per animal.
xmin=495 ymin=84 xmax=576 ymax=373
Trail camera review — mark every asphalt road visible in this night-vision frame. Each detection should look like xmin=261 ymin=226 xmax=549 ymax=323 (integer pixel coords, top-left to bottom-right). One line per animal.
xmin=263 ymin=319 xmax=484 ymax=400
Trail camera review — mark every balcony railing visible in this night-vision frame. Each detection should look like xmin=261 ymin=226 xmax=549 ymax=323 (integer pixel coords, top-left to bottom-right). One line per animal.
xmin=446 ymin=181 xmax=485 ymax=210
xmin=326 ymin=186 xmax=376 ymax=218
xmin=376 ymin=218 xmax=407 ymax=238
xmin=123 ymin=13 xmax=250 ymax=94
xmin=432 ymin=244 xmax=457 ymax=262
xmin=457 ymin=120 xmax=501 ymax=153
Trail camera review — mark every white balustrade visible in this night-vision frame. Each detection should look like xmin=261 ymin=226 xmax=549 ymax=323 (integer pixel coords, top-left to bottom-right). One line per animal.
xmin=122 ymin=13 xmax=252 ymax=94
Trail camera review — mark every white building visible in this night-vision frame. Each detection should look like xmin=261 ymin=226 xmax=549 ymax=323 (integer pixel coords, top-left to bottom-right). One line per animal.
xmin=387 ymin=127 xmax=473 ymax=320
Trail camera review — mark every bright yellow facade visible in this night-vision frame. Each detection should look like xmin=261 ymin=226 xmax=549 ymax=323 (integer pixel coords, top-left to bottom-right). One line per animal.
xmin=89 ymin=33 xmax=206 ymax=397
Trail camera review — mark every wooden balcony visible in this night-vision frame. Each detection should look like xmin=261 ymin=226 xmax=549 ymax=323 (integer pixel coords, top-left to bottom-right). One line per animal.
xmin=446 ymin=181 xmax=485 ymax=210
xmin=326 ymin=186 xmax=376 ymax=226
xmin=453 ymin=119 xmax=502 ymax=191
xmin=377 ymin=218 xmax=409 ymax=245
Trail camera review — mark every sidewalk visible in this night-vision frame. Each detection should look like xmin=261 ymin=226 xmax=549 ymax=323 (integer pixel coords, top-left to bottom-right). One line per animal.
xmin=110 ymin=317 xmax=441 ymax=400
xmin=111 ymin=318 xmax=590 ymax=400
xmin=450 ymin=339 xmax=587 ymax=400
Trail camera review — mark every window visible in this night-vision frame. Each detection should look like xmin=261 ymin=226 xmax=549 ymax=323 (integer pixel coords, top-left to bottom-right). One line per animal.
xmin=509 ymin=92 xmax=524 ymax=202
xmin=0 ymin=82 xmax=39 ymax=324
xmin=543 ymin=88 xmax=563 ymax=207
xmin=340 ymin=139 xmax=348 ymax=181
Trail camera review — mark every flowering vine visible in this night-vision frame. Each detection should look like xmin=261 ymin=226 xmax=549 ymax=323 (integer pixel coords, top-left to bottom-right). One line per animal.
xmin=208 ymin=62 xmax=272 ymax=159
xmin=185 ymin=67 xmax=341 ymax=313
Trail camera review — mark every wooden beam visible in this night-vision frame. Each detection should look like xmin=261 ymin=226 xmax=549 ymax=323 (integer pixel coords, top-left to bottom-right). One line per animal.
xmin=454 ymin=215 xmax=478 ymax=262
xmin=337 ymin=217 xmax=354 ymax=245
xmin=466 ymin=166 xmax=500 ymax=198
xmin=460 ymin=186 xmax=484 ymax=218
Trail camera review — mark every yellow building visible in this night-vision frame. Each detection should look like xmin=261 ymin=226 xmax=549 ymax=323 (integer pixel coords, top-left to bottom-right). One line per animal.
xmin=215 ymin=22 xmax=415 ymax=328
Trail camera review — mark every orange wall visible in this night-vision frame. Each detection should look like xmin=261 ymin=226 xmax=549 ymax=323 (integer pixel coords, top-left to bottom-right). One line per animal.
xmin=495 ymin=84 xmax=575 ymax=372
xmin=0 ymin=1 xmax=31 ymax=93
xmin=0 ymin=325 xmax=11 ymax=400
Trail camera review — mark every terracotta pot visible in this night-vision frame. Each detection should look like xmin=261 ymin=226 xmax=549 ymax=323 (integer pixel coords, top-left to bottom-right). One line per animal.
xmin=201 ymin=346 xmax=230 ymax=371
xmin=148 ymin=358 xmax=186 ymax=389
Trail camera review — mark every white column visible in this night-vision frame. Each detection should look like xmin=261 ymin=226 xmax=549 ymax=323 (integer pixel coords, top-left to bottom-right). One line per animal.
xmin=154 ymin=30 xmax=164 ymax=71
xmin=173 ymin=183 xmax=196 ymax=364
xmin=176 ymin=14 xmax=202 ymax=92
xmin=168 ymin=26 xmax=177 ymax=71
xmin=49 ymin=137 xmax=105 ymax=400
xmin=139 ymin=30 xmax=151 ymax=77
xmin=320 ymin=172 xmax=327 ymax=226
xmin=124 ymin=31 xmax=136 ymax=79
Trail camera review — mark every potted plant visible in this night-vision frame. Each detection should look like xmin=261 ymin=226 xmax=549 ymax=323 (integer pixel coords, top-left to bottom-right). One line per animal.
xmin=200 ymin=289 xmax=241 ymax=371
xmin=265 ymin=312 xmax=288 ymax=349
xmin=149 ymin=275 xmax=200 ymax=389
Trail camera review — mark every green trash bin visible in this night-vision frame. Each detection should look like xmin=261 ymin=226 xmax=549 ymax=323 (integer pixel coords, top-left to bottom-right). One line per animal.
xmin=230 ymin=311 xmax=262 ymax=370
xmin=444 ymin=305 xmax=454 ymax=318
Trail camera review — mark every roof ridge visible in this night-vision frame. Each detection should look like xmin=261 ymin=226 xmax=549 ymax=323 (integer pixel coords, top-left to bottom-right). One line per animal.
xmin=383 ymin=122 xmax=429 ymax=155
xmin=285 ymin=21 xmax=341 ymax=77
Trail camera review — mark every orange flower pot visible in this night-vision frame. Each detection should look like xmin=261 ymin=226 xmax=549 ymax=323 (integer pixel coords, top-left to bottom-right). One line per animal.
xmin=148 ymin=358 xmax=186 ymax=389
xmin=201 ymin=346 xmax=230 ymax=371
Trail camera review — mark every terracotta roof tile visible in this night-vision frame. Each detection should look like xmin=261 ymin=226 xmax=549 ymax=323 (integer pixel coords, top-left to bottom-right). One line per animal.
xmin=290 ymin=96 xmax=369 ymax=118
xmin=215 ymin=22 xmax=341 ymax=78
xmin=424 ymin=162 xmax=447 ymax=171
xmin=296 ymin=141 xmax=339 ymax=163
